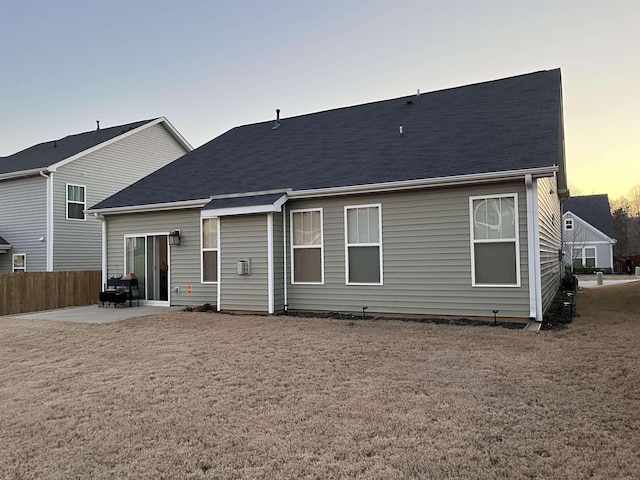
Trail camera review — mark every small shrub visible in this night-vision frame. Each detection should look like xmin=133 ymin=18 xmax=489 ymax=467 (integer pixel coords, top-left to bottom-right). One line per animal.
xmin=199 ymin=303 xmax=212 ymax=312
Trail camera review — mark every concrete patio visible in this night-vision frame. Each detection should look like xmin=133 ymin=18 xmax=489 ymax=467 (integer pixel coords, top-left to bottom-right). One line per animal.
xmin=5 ymin=305 xmax=182 ymax=324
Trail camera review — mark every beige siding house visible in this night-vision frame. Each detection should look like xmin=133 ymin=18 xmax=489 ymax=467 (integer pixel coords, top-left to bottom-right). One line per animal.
xmin=90 ymin=69 xmax=569 ymax=321
xmin=0 ymin=118 xmax=191 ymax=274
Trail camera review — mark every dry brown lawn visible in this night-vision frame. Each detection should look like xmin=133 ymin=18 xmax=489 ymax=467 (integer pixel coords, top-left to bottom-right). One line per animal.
xmin=1 ymin=282 xmax=639 ymax=479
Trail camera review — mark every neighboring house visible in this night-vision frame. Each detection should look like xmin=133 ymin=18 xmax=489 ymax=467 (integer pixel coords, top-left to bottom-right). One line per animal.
xmin=0 ymin=118 xmax=191 ymax=273
xmin=562 ymin=194 xmax=616 ymax=271
xmin=89 ymin=69 xmax=568 ymax=321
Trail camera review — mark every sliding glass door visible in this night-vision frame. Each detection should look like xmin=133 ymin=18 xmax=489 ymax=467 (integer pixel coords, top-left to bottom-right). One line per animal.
xmin=125 ymin=234 xmax=169 ymax=305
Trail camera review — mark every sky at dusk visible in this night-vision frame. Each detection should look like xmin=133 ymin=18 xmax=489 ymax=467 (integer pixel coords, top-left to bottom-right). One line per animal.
xmin=1 ymin=0 xmax=638 ymax=199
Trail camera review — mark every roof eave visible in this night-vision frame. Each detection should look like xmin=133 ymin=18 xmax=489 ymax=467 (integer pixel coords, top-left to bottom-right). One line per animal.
xmin=48 ymin=117 xmax=192 ymax=172
xmin=88 ymin=197 xmax=211 ymax=215
xmin=288 ymin=166 xmax=559 ymax=199
xmin=562 ymin=211 xmax=616 ymax=242
xmin=201 ymin=195 xmax=288 ymax=217
xmin=0 ymin=168 xmax=49 ymax=181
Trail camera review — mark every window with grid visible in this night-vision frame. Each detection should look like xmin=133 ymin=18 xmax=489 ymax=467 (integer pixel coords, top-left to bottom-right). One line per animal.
xmin=66 ymin=184 xmax=86 ymax=220
xmin=345 ymin=204 xmax=382 ymax=285
xmin=291 ymin=209 xmax=323 ymax=283
xmin=470 ymin=194 xmax=520 ymax=286
xmin=202 ymin=218 xmax=218 ymax=283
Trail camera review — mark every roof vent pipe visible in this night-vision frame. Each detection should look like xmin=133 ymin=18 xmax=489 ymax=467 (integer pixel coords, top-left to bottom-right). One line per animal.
xmin=416 ymin=89 xmax=420 ymax=96
xmin=272 ymin=109 xmax=281 ymax=130
xmin=96 ymin=120 xmax=100 ymax=131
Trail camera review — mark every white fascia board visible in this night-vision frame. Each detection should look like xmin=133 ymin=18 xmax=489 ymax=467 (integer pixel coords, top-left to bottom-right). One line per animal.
xmin=48 ymin=118 xmax=190 ymax=172
xmin=157 ymin=116 xmax=193 ymax=152
xmin=0 ymin=168 xmax=49 ymax=181
xmin=206 ymin=189 xmax=291 ymax=201
xmin=89 ymin=198 xmax=211 ymax=215
xmin=0 ymin=245 xmax=12 ymax=252
xmin=201 ymin=195 xmax=288 ymax=218
xmin=564 ymin=240 xmax=616 ymax=245
xmin=287 ymin=166 xmax=558 ymax=199
xmin=562 ymin=211 xmax=616 ymax=243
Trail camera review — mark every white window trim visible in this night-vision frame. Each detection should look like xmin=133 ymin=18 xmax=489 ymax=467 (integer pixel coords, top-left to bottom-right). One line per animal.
xmin=581 ymin=247 xmax=597 ymax=267
xmin=564 ymin=217 xmax=574 ymax=230
xmin=66 ymin=183 xmax=86 ymax=221
xmin=469 ymin=193 xmax=521 ymax=287
xmin=344 ymin=203 xmax=383 ymax=286
xmin=290 ymin=208 xmax=324 ymax=285
xmin=201 ymin=217 xmax=220 ymax=284
xmin=12 ymin=253 xmax=26 ymax=272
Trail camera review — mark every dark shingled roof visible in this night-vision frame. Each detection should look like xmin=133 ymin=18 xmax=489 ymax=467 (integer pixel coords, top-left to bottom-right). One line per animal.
xmin=0 ymin=119 xmax=156 ymax=175
xmin=563 ymin=194 xmax=615 ymax=238
xmin=0 ymin=235 xmax=10 ymax=246
xmin=92 ymin=69 xmax=563 ymax=210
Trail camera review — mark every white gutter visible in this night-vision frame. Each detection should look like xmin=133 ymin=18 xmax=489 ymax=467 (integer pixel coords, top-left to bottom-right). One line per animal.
xmin=40 ymin=170 xmax=54 ymax=271
xmin=95 ymin=213 xmax=107 ymax=289
xmin=525 ymin=174 xmax=543 ymax=321
xmin=267 ymin=213 xmax=274 ymax=314
xmin=0 ymin=167 xmax=49 ymax=181
xmin=88 ymin=197 xmax=211 ymax=215
xmin=201 ymin=195 xmax=288 ymax=217
xmin=87 ymin=189 xmax=293 ymax=216
xmin=288 ymin=166 xmax=558 ymax=199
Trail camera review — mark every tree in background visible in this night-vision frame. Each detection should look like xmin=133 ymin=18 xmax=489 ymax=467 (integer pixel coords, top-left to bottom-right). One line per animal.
xmin=611 ymin=184 xmax=640 ymax=258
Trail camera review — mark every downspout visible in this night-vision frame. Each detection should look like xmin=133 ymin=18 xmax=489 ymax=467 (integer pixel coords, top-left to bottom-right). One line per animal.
xmin=40 ymin=170 xmax=54 ymax=271
xmin=217 ymin=218 xmax=221 ymax=311
xmin=267 ymin=213 xmax=274 ymax=314
xmin=525 ymin=174 xmax=543 ymax=321
xmin=283 ymin=204 xmax=288 ymax=311
xmin=95 ymin=213 xmax=107 ymax=289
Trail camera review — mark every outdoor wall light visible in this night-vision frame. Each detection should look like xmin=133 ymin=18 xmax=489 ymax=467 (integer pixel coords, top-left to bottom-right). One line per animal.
xmin=168 ymin=230 xmax=181 ymax=246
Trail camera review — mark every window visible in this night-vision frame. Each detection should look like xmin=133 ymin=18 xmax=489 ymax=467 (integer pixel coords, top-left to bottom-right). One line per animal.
xmin=12 ymin=253 xmax=26 ymax=272
xmin=345 ymin=204 xmax=382 ymax=285
xmin=291 ymin=209 xmax=323 ymax=283
xmin=564 ymin=218 xmax=573 ymax=230
xmin=470 ymin=194 xmax=520 ymax=286
xmin=66 ymin=184 xmax=86 ymax=220
xmin=202 ymin=218 xmax=218 ymax=283
xmin=573 ymin=247 xmax=596 ymax=268
xmin=584 ymin=247 xmax=596 ymax=268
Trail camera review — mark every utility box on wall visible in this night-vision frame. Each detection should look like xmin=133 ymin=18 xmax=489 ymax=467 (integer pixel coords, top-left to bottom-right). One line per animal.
xmin=237 ymin=259 xmax=251 ymax=275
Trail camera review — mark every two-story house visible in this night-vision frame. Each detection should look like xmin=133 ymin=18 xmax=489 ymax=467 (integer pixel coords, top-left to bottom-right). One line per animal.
xmin=0 ymin=118 xmax=191 ymax=273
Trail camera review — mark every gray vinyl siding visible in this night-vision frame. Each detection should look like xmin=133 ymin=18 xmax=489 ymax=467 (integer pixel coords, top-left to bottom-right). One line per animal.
xmin=272 ymin=212 xmax=285 ymax=311
xmin=0 ymin=176 xmax=47 ymax=273
xmin=563 ymin=212 xmax=614 ymax=269
xmin=105 ymin=209 xmax=216 ymax=307
xmin=564 ymin=213 xmax=613 ymax=243
xmin=286 ymin=182 xmax=531 ymax=318
xmin=53 ymin=123 xmax=189 ymax=271
xmin=537 ymin=176 xmax=562 ymax=313
xmin=594 ymin=244 xmax=613 ymax=269
xmin=220 ymin=214 xmax=269 ymax=312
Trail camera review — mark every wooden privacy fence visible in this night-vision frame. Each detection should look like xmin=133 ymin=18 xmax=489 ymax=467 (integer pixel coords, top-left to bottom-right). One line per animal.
xmin=0 ymin=270 xmax=101 ymax=316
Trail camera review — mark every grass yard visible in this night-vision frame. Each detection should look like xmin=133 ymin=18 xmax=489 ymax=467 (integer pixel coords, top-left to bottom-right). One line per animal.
xmin=1 ymin=282 xmax=639 ymax=479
